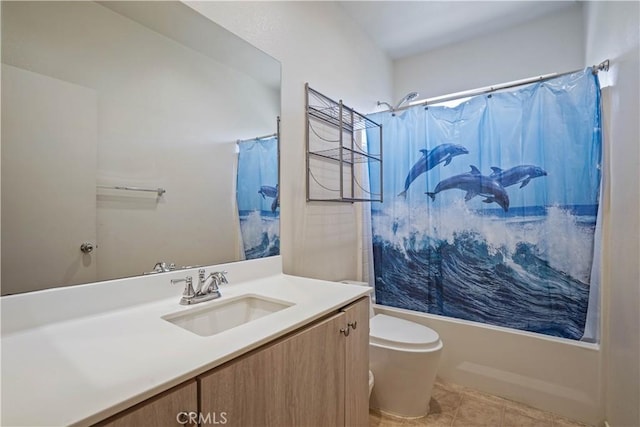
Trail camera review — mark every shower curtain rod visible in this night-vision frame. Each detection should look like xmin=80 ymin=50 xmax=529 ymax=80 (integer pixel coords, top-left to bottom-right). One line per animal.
xmin=237 ymin=132 xmax=277 ymax=144
xmin=389 ymin=59 xmax=610 ymax=113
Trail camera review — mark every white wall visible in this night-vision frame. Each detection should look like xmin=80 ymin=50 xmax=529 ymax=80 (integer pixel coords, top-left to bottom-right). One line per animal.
xmin=584 ymin=2 xmax=640 ymax=426
xmin=186 ymin=1 xmax=393 ymax=281
xmin=393 ymin=5 xmax=585 ymax=103
xmin=2 ymin=2 xmax=279 ymax=286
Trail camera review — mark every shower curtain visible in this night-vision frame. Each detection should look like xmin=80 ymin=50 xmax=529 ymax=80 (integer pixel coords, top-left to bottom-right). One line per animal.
xmin=367 ymin=68 xmax=602 ymax=342
xmin=236 ymin=136 xmax=280 ymax=260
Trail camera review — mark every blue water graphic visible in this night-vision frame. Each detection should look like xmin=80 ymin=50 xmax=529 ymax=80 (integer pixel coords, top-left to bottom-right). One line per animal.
xmin=372 ymin=203 xmax=595 ymax=340
xmin=239 ymin=210 xmax=280 ymax=260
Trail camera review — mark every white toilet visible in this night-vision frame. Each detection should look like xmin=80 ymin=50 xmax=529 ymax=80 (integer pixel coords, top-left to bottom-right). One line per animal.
xmin=369 ymin=313 xmax=443 ymax=417
xmin=342 ymin=281 xmax=443 ymax=418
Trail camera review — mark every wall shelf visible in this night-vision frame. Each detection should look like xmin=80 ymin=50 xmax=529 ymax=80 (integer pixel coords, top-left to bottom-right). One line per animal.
xmin=305 ymin=84 xmax=382 ymax=203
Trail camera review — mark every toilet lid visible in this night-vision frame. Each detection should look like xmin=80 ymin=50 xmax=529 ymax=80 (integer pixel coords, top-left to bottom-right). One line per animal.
xmin=370 ymin=314 xmax=441 ymax=350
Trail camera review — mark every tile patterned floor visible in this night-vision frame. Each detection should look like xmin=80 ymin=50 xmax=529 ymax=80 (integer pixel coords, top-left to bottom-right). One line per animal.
xmin=369 ymin=380 xmax=591 ymax=427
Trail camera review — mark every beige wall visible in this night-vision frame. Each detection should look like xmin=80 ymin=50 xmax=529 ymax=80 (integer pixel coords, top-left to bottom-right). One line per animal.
xmin=393 ymin=5 xmax=585 ymax=102
xmin=186 ymin=1 xmax=393 ymax=281
xmin=584 ymin=2 xmax=640 ymax=426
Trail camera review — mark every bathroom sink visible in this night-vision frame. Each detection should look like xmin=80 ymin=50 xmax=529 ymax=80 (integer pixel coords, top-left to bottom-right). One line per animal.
xmin=162 ymin=295 xmax=294 ymax=337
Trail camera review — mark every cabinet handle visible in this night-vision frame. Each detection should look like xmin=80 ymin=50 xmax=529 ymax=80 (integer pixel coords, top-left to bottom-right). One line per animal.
xmin=340 ymin=327 xmax=350 ymax=337
xmin=348 ymin=321 xmax=357 ymax=330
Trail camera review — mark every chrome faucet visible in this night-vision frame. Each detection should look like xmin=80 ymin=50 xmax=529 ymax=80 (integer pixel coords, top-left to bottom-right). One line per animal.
xmin=145 ymin=261 xmax=176 ymax=274
xmin=171 ymin=270 xmax=227 ymax=305
xmin=196 ymin=269 xmax=208 ymax=295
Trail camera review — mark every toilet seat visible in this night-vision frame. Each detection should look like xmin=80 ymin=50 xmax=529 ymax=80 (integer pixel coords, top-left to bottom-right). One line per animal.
xmin=370 ymin=314 xmax=441 ymax=351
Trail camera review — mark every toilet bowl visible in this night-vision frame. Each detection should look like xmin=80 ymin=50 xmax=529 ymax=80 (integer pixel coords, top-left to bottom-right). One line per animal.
xmin=340 ymin=281 xmax=443 ymax=418
xmin=369 ymin=314 xmax=442 ymax=418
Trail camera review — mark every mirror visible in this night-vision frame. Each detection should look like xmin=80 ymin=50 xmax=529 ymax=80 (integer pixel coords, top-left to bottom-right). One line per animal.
xmin=1 ymin=1 xmax=281 ymax=295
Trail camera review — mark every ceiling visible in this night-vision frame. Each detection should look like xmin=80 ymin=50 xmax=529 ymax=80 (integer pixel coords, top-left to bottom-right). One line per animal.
xmin=337 ymin=1 xmax=577 ymax=60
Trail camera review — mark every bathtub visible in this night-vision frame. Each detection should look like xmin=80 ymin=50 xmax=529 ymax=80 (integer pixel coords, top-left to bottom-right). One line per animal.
xmin=373 ymin=304 xmax=603 ymax=426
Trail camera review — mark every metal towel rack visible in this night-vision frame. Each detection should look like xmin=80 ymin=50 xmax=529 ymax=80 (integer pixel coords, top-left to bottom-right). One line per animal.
xmin=97 ymin=185 xmax=166 ymax=196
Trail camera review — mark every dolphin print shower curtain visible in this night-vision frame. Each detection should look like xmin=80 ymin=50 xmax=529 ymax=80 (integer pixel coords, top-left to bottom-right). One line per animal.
xmin=236 ymin=136 xmax=280 ymax=259
xmin=367 ymin=68 xmax=602 ymax=341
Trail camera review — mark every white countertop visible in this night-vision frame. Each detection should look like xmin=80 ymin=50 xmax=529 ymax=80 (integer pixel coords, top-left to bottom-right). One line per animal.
xmin=1 ymin=257 xmax=370 ymax=426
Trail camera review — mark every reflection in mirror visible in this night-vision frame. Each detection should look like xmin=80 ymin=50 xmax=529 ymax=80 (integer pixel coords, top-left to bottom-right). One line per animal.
xmin=1 ymin=1 xmax=281 ymax=295
xmin=237 ymin=133 xmax=280 ymax=260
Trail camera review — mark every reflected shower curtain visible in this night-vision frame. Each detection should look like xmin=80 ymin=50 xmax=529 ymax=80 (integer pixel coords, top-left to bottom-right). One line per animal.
xmin=367 ymin=69 xmax=602 ymax=341
xmin=236 ymin=136 xmax=280 ymax=259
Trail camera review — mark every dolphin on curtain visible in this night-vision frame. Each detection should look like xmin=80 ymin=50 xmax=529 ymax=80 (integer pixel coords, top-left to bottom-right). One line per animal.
xmin=398 ymin=143 xmax=469 ymax=198
xmin=258 ymin=185 xmax=278 ymax=199
xmin=490 ymin=165 xmax=548 ymax=188
xmin=258 ymin=184 xmax=279 ymax=213
xmin=426 ymin=165 xmax=510 ymax=211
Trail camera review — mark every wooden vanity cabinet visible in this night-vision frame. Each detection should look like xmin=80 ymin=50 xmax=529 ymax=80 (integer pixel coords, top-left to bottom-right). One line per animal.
xmin=93 ymin=297 xmax=369 ymax=427
xmin=95 ymin=381 xmax=197 ymax=427
xmin=198 ymin=296 xmax=370 ymax=427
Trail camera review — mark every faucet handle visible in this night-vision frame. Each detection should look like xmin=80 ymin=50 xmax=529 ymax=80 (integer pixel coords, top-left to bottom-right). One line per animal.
xmin=204 ymin=271 xmax=228 ymax=293
xmin=215 ymin=271 xmax=228 ymax=284
xmin=171 ymin=276 xmax=195 ymax=299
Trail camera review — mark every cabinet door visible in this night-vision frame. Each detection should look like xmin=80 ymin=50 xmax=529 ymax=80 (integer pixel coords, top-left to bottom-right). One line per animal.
xmin=342 ymin=297 xmax=370 ymax=427
xmin=199 ymin=313 xmax=346 ymax=427
xmin=95 ymin=381 xmax=197 ymax=427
